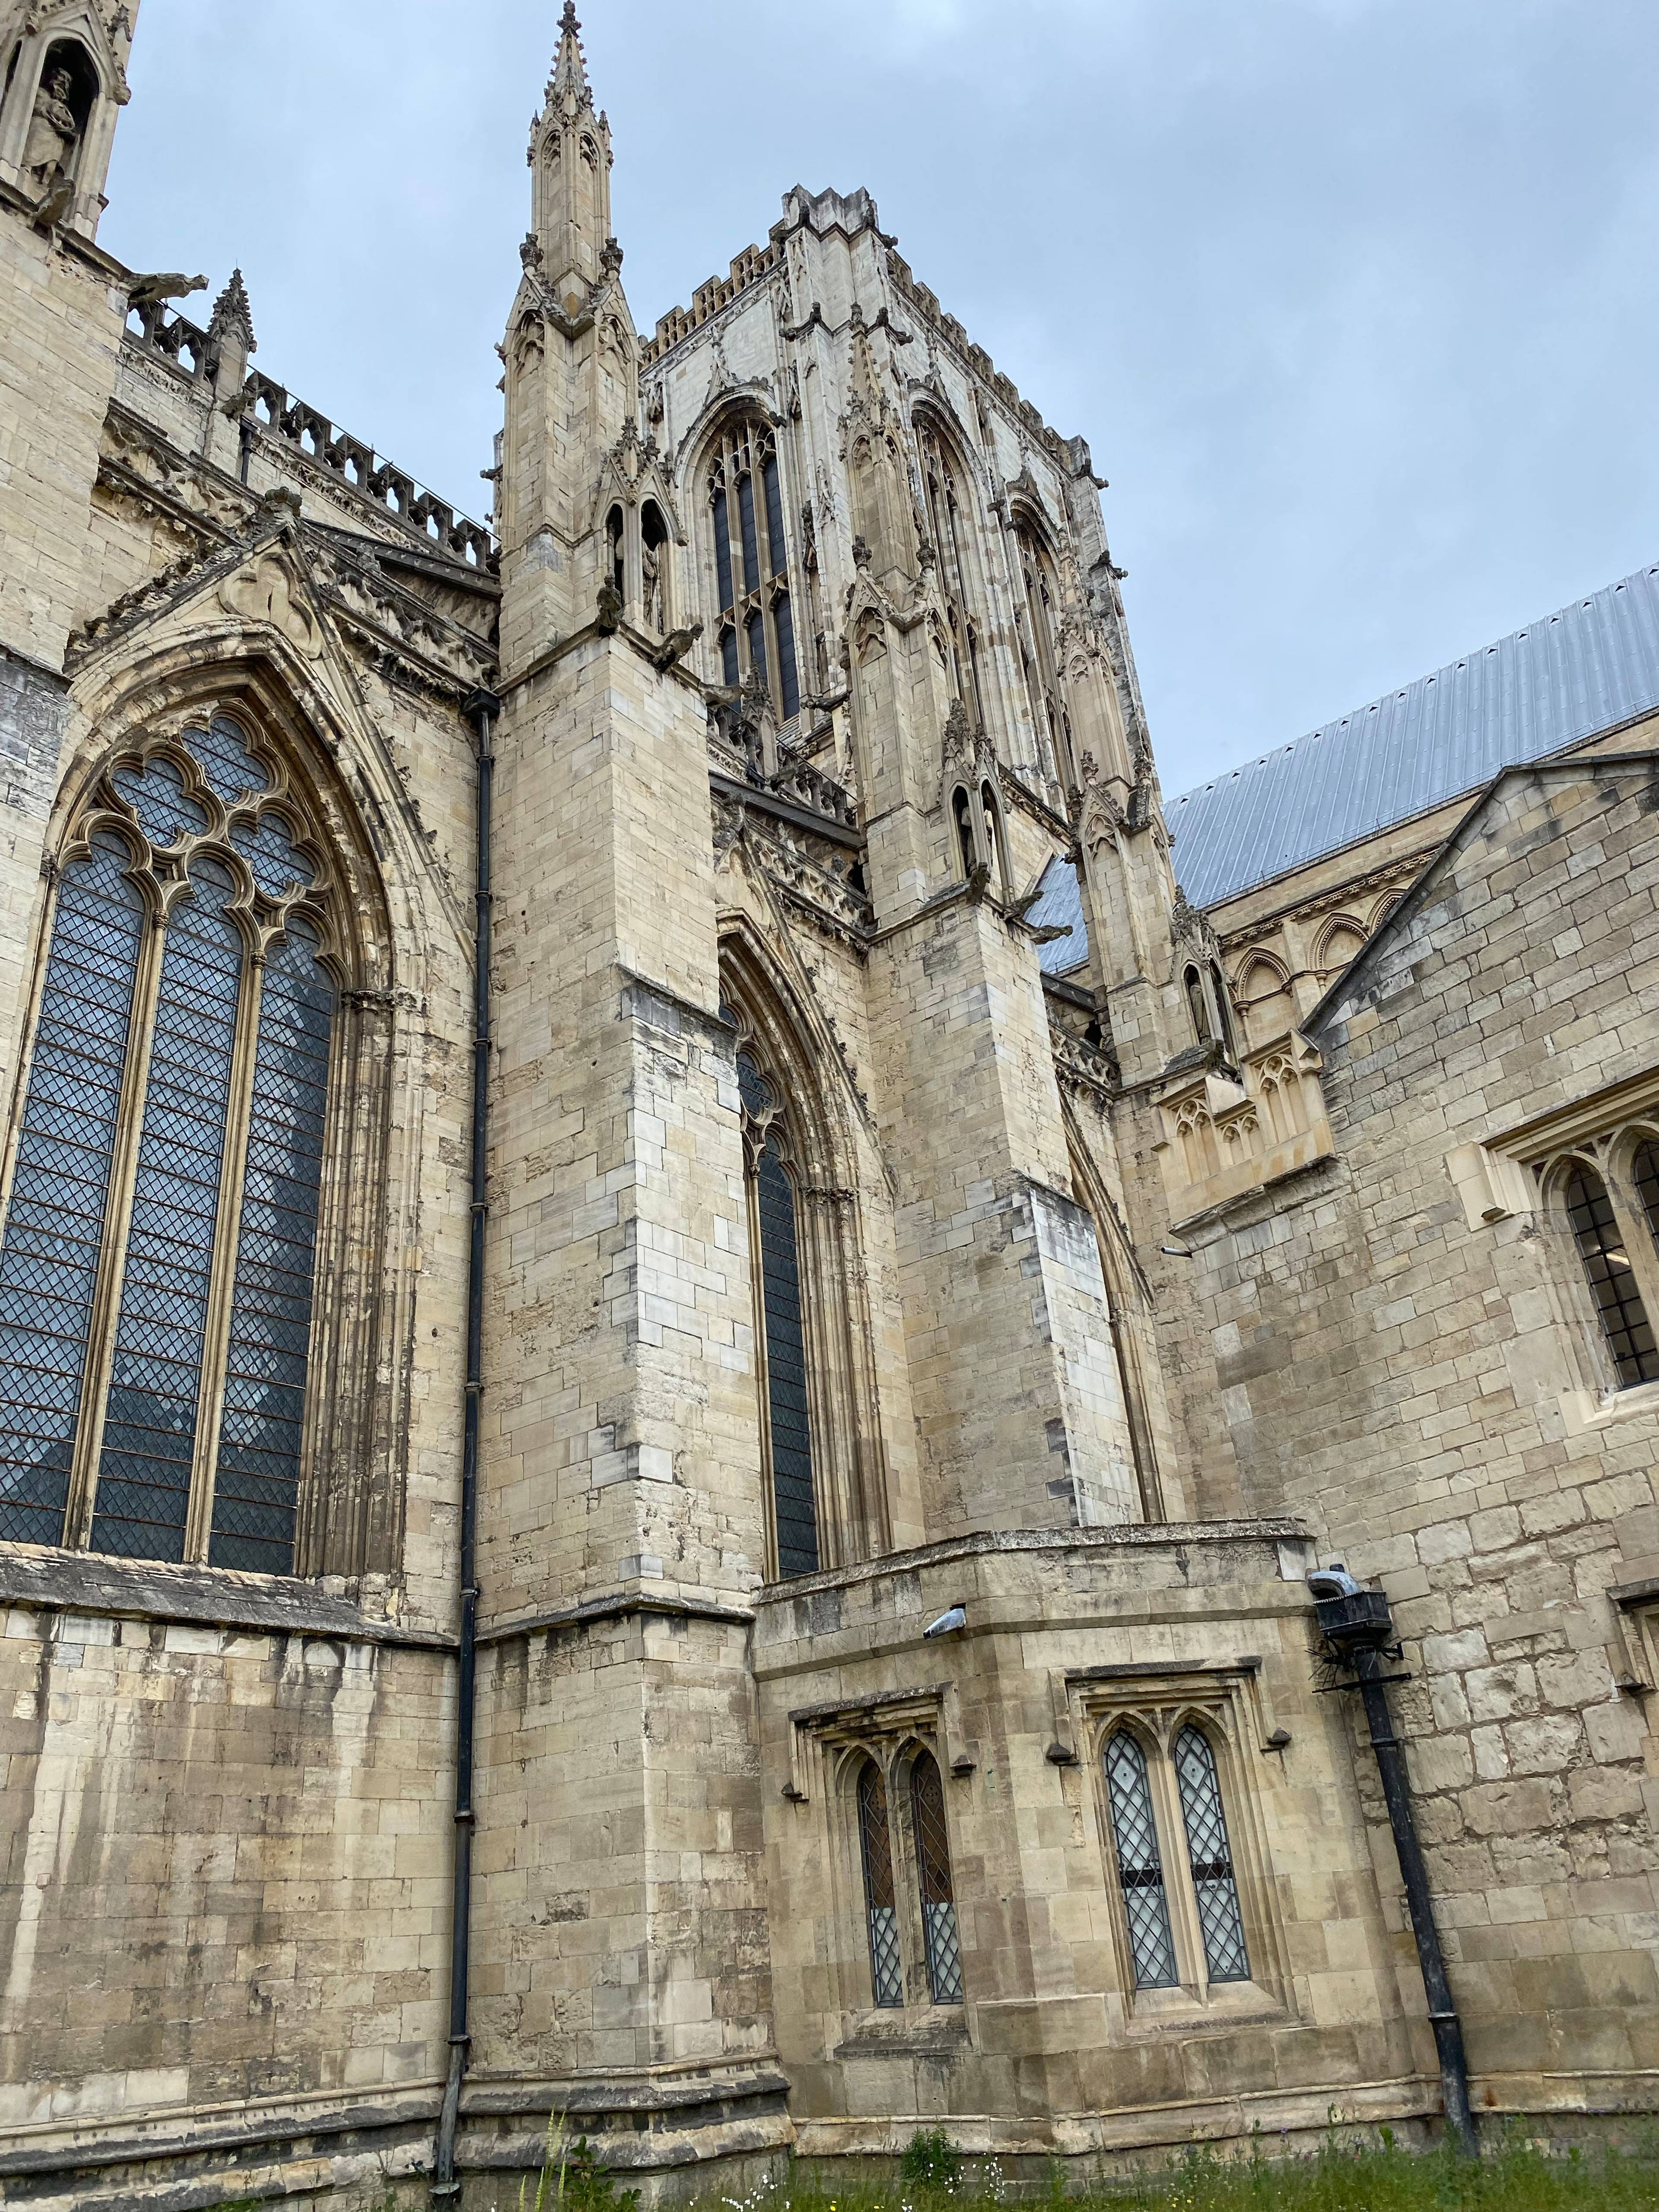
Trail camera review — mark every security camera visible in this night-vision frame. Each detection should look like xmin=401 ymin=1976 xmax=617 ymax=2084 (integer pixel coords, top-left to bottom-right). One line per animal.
xmin=1306 ymin=1560 xmax=1363 ymax=1602
xmin=922 ymin=1606 xmax=967 ymax=1640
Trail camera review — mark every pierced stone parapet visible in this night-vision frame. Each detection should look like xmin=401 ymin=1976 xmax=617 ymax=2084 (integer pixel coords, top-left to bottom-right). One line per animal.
xmin=1153 ymin=1034 xmax=1335 ymax=1226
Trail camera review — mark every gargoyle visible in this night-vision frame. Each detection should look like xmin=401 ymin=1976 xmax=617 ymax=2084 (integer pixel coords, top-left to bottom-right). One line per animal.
xmin=127 ymin=272 xmax=208 ymax=308
xmin=652 ymin=619 xmax=703 ymax=672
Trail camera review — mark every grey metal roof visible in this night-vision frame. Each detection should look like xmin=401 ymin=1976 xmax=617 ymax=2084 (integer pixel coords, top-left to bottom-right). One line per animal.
xmin=1026 ymin=855 xmax=1089 ymax=977
xmin=1166 ymin=560 xmax=1659 ymax=909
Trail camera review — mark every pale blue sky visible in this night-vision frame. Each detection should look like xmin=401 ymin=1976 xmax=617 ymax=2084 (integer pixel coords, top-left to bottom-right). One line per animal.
xmin=103 ymin=0 xmax=1659 ymax=797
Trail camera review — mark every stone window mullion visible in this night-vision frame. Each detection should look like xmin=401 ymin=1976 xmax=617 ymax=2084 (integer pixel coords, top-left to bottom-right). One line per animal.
xmin=181 ymin=947 xmax=268 ymax=1564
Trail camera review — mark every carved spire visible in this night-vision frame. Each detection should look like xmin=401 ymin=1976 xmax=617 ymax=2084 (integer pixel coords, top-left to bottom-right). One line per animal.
xmin=208 ymin=267 xmax=255 ymax=353
xmin=528 ymin=0 xmax=613 ymax=292
xmin=207 ymin=266 xmax=256 ymax=395
xmin=547 ymin=2 xmax=594 ymax=114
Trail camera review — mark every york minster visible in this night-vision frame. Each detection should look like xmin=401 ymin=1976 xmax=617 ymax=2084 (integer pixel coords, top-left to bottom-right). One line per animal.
xmin=0 ymin=3 xmax=1656 ymax=2205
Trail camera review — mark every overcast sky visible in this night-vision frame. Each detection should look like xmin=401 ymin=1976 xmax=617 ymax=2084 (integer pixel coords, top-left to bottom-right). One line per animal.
xmin=102 ymin=0 xmax=1659 ymax=799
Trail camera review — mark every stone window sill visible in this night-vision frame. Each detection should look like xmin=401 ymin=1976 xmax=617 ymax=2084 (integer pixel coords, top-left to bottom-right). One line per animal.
xmin=1559 ymin=1379 xmax=1659 ymax=1436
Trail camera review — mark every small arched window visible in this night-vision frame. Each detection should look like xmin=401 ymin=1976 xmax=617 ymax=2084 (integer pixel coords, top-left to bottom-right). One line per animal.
xmin=708 ymin=418 xmax=799 ymax=721
xmin=909 ymin=1750 xmax=963 ymax=2003
xmin=856 ymin=1759 xmax=904 ymax=2008
xmin=1172 ymin=1725 xmax=1249 ymax=1983
xmin=735 ymin=1048 xmax=818 ymax=1577
xmin=980 ymin=779 xmax=1009 ymax=897
xmin=1636 ymin=1140 xmax=1659 ymax=1250
xmin=641 ymin=501 xmax=669 ymax=633
xmin=1103 ymin=1732 xmax=1177 ymax=1989
xmin=0 ymin=716 xmax=336 ymax=1570
xmin=1566 ymin=1163 xmax=1659 ymax=1388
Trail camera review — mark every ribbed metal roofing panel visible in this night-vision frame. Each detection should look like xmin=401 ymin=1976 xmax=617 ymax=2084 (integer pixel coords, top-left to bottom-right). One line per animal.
xmin=1166 ymin=561 xmax=1659 ymax=909
xmin=1026 ymin=854 xmax=1089 ymax=977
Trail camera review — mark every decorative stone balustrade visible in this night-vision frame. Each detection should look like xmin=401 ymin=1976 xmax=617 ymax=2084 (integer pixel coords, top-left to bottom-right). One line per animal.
xmin=121 ymin=304 xmax=496 ymax=571
xmin=1153 ymin=1034 xmax=1335 ymax=1226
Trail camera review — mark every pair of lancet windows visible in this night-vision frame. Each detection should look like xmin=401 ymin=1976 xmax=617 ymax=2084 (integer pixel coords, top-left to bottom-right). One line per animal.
xmin=950 ymin=777 xmax=1009 ymax=897
xmin=0 ymin=715 xmax=335 ymax=1575
xmin=1184 ymin=962 xmax=1239 ymax=1062
xmin=855 ymin=1748 xmax=964 ymax=2008
xmin=1103 ymin=1724 xmax=1250 ymax=1993
xmin=916 ymin=416 xmax=987 ymax=728
xmin=1014 ymin=520 xmax=1075 ymax=794
xmin=709 ymin=420 xmax=800 ymax=722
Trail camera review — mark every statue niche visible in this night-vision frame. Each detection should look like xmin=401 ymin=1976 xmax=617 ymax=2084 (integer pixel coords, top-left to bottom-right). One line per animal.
xmin=21 ymin=41 xmax=96 ymax=194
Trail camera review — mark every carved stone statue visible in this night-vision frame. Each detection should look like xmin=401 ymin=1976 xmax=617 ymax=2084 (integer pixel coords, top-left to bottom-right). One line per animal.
xmin=23 ymin=65 xmax=79 ymax=191
xmin=641 ymin=538 xmax=663 ymax=632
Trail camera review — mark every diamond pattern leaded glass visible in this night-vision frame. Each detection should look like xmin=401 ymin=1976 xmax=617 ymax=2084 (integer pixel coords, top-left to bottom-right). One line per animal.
xmin=210 ymin=921 xmax=334 ymax=1573
xmin=857 ymin=1760 xmax=905 ymax=2008
xmin=111 ymin=757 xmax=207 ymax=849
xmin=910 ymin=1751 xmax=963 ymax=2004
xmin=0 ymin=837 xmax=143 ymax=1545
xmin=89 ymin=861 xmax=243 ymax=1562
xmin=184 ymin=715 xmax=271 ymax=808
xmin=756 ymin=1134 xmax=817 ymax=1578
xmin=1173 ymin=1726 xmax=1251 ymax=1984
xmin=231 ymin=812 xmax=315 ymax=903
xmin=1104 ymin=1732 xmax=1178 ymax=1990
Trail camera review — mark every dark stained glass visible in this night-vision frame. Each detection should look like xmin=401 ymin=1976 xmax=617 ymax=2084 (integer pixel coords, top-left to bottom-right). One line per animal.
xmin=737 ymin=470 xmax=760 ymax=598
xmin=1173 ymin=1726 xmax=1250 ymax=1983
xmin=775 ymin=592 xmax=800 ymax=720
xmin=763 ymin=452 xmax=787 ymax=578
xmin=909 ymin=1751 xmax=963 ymax=2003
xmin=756 ymin=1134 xmax=817 ymax=1576
xmin=90 ymin=861 xmax=243 ymax=1561
xmin=210 ymin=920 xmax=334 ymax=1573
xmin=858 ymin=1759 xmax=904 ymax=2007
xmin=0 ymin=837 xmax=143 ymax=1545
xmin=720 ymin=627 xmax=739 ymax=689
xmin=1567 ymin=1165 xmax=1659 ymax=1387
xmin=713 ymin=489 xmax=734 ymax=614
xmin=747 ymin=609 xmax=768 ymax=692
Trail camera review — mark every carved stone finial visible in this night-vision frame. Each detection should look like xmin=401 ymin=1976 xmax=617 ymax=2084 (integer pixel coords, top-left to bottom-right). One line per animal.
xmin=208 ymin=267 xmax=256 ymax=351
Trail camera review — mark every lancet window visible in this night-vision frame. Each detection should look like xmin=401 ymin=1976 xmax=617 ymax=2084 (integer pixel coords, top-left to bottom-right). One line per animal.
xmin=1102 ymin=1719 xmax=1252 ymax=1996
xmin=916 ymin=413 xmax=986 ymax=726
xmin=708 ymin=417 xmax=800 ymax=721
xmin=849 ymin=1742 xmax=965 ymax=2011
xmin=1519 ymin=1121 xmax=1659 ymax=1396
xmin=734 ymin=1045 xmax=819 ymax=1577
xmin=0 ymin=714 xmax=339 ymax=1575
xmin=1014 ymin=518 xmax=1074 ymax=791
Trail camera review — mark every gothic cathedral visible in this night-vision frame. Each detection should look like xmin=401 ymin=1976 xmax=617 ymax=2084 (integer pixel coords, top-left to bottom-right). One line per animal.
xmin=1 ymin=6 xmax=1657 ymax=2206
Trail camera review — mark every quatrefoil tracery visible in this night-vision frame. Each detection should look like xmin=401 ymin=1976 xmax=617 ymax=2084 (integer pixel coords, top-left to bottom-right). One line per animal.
xmin=66 ymin=715 xmax=337 ymax=967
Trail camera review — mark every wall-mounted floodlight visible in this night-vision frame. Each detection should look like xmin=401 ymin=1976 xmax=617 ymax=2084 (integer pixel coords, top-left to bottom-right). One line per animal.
xmin=1160 ymin=1239 xmax=1195 ymax=1259
xmin=923 ymin=1606 xmax=967 ymax=1640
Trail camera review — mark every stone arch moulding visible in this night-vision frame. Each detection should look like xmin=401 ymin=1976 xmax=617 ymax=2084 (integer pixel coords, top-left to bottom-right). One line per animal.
xmin=5 ymin=651 xmax=416 ymax=1582
xmin=718 ymin=918 xmax=893 ymax=1572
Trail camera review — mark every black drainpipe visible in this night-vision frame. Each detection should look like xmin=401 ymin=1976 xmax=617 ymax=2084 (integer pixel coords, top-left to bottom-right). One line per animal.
xmin=433 ymin=687 xmax=499 ymax=2200
xmin=1313 ymin=1577 xmax=1478 ymax=2157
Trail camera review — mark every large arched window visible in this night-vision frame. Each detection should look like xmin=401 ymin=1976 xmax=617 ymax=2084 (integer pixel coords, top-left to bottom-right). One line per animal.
xmin=707 ymin=416 xmax=800 ymax=721
xmin=0 ymin=715 xmax=338 ymax=1573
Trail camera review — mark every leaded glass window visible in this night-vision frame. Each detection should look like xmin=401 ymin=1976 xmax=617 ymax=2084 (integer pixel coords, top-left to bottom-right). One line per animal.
xmin=1104 ymin=1732 xmax=1177 ymax=1990
xmin=708 ymin=419 xmax=800 ymax=722
xmin=1633 ymin=1140 xmax=1659 ymax=1257
xmin=1173 ymin=1726 xmax=1250 ymax=1984
xmin=910 ymin=1750 xmax=963 ymax=2004
xmin=0 ymin=714 xmax=337 ymax=1572
xmin=857 ymin=1759 xmax=904 ymax=2008
xmin=1567 ymin=1163 xmax=1659 ymax=1387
